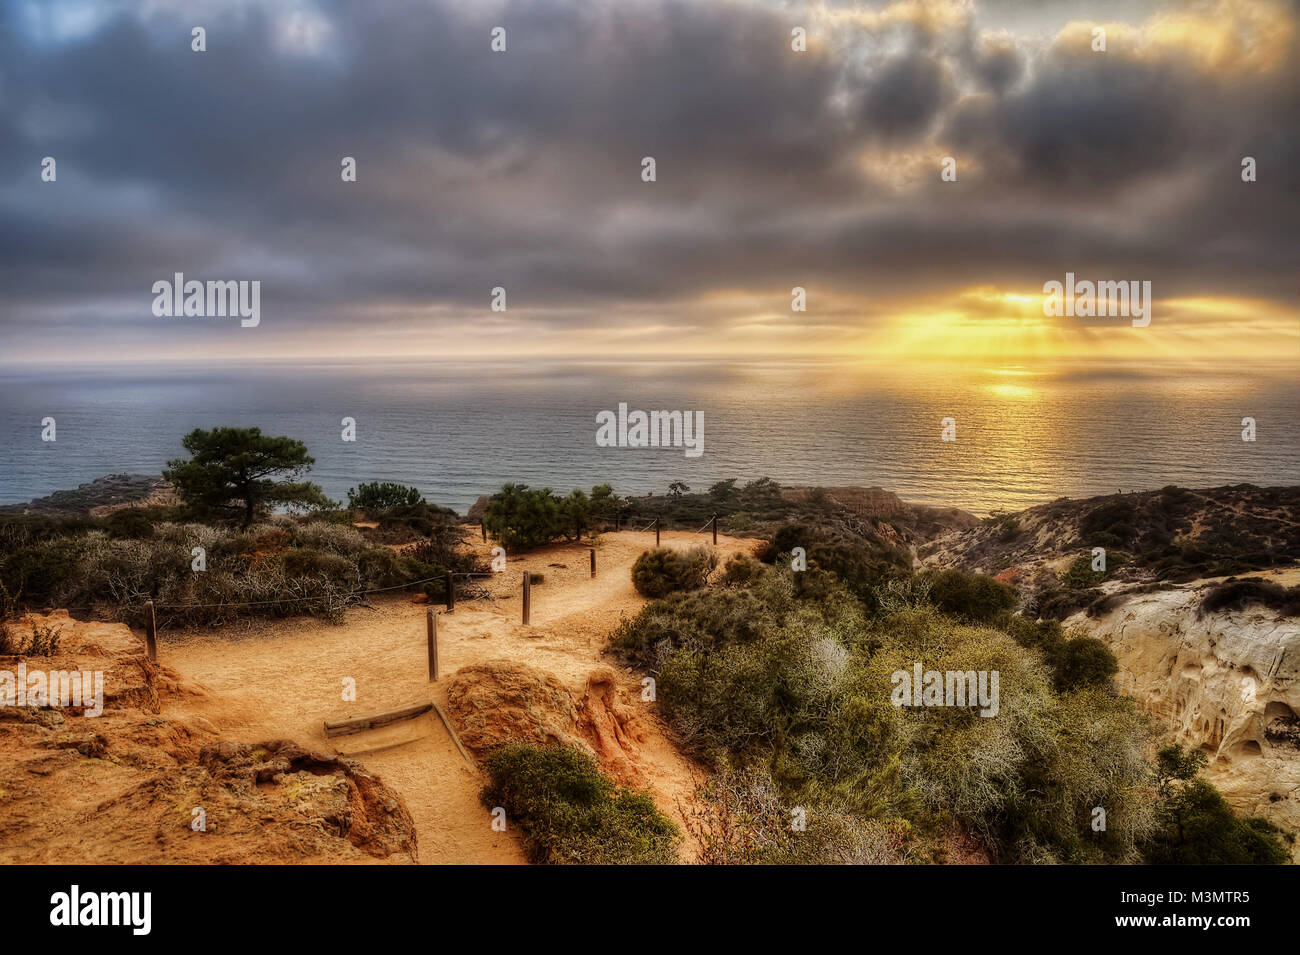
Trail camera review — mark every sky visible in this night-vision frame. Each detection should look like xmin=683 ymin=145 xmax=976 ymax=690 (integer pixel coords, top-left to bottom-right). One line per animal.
xmin=1 ymin=0 xmax=1297 ymax=364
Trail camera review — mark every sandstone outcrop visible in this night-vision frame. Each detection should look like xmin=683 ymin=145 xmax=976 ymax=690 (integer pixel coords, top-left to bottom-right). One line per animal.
xmin=1074 ymin=580 xmax=1300 ymax=849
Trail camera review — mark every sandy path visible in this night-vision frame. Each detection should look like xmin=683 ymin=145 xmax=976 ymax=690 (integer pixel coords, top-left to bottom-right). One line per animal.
xmin=158 ymin=530 xmax=759 ymax=864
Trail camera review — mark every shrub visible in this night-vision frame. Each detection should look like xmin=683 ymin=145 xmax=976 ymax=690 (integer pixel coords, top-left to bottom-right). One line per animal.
xmin=290 ymin=521 xmax=368 ymax=555
xmin=609 ymin=586 xmax=775 ymax=669
xmin=1147 ymin=776 xmax=1290 ymax=864
xmin=355 ymin=547 xmax=407 ymax=588
xmin=346 ymin=481 xmax=424 ymax=510
xmin=0 ymin=537 xmax=81 ymax=607
xmin=482 ymin=483 xmax=621 ymax=549
xmin=402 ymin=524 xmax=485 ymax=588
xmin=922 ymin=569 xmax=1018 ymax=623
xmin=0 ymin=621 xmax=64 ymax=656
xmin=718 ymin=554 xmax=763 ymax=588
xmin=0 ymin=517 xmax=473 ymax=627
xmin=282 ymin=548 xmax=357 ymax=581
xmin=1200 ymin=578 xmax=1300 ymax=617
xmin=631 ymin=546 xmax=717 ymax=598
xmin=1059 ymin=551 xmax=1128 ymax=589
xmin=986 ymin=512 xmax=1021 ymax=542
xmin=479 ymin=744 xmax=679 ymax=864
xmin=765 ymin=524 xmax=912 ymax=603
xmin=726 ymin=511 xmax=756 ymax=532
xmin=373 ymin=504 xmax=446 ymax=540
xmin=995 ymin=615 xmax=1118 ymax=693
xmin=1079 ymin=499 xmax=1139 ymax=550
xmin=27 ymin=622 xmax=63 ymax=656
xmin=681 ymin=766 xmax=912 ymax=864
xmin=1054 ymin=637 xmax=1119 ymax=692
xmin=102 ymin=508 xmax=158 ymax=540
xmin=1033 ymin=586 xmax=1100 ymax=621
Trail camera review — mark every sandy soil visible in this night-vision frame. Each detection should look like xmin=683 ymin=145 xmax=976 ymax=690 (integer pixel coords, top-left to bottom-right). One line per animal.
xmin=158 ymin=530 xmax=760 ymax=864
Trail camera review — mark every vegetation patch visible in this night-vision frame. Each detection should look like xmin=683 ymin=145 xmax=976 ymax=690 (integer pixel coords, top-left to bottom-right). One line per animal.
xmin=611 ymin=542 xmax=1291 ymax=865
xmin=1199 ymin=578 xmax=1300 ymax=618
xmin=630 ymin=546 xmax=717 ymax=598
xmin=479 ymin=744 xmax=679 ymax=864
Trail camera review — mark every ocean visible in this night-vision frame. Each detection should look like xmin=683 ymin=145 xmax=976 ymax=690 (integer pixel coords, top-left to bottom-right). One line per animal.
xmin=1 ymin=358 xmax=1297 ymax=516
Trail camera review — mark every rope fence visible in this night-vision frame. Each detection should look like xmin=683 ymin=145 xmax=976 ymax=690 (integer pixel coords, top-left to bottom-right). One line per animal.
xmin=12 ymin=519 xmax=723 ymax=656
xmin=25 ymin=572 xmax=453 ymax=615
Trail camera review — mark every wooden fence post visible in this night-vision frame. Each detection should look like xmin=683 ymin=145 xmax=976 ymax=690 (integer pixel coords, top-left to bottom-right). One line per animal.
xmin=427 ymin=608 xmax=439 ymax=681
xmin=522 ymin=571 xmax=531 ymax=625
xmin=590 ymin=548 xmax=596 ymax=578
xmin=445 ymin=572 xmax=455 ymax=613
xmin=145 ymin=600 xmax=158 ymax=661
xmin=712 ymin=514 xmax=718 ymax=545
xmin=655 ymin=519 xmax=660 ymax=547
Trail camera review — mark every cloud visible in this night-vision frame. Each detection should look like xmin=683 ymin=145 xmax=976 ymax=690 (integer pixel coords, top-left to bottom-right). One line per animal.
xmin=0 ymin=0 xmax=1295 ymax=361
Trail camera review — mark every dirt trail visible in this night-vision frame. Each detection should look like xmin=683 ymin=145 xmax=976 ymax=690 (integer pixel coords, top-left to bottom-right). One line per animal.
xmin=159 ymin=530 xmax=759 ymax=864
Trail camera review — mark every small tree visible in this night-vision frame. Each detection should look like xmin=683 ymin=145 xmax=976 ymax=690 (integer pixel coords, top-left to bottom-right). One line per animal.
xmin=589 ymin=484 xmax=621 ymax=527
xmin=164 ymin=427 xmax=332 ymax=528
xmin=482 ymin=483 xmax=564 ymax=550
xmin=708 ymin=479 xmax=738 ymax=504
xmin=560 ymin=489 xmax=592 ymax=541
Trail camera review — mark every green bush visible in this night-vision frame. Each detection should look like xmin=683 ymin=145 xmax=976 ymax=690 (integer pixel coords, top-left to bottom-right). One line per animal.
xmin=1200 ymin=578 xmax=1300 ymax=617
xmin=1055 ymin=637 xmax=1118 ymax=691
xmin=479 ymin=744 xmax=679 ymax=864
xmin=610 ymin=586 xmax=775 ymax=668
xmin=682 ymin=766 xmax=912 ymax=864
xmin=922 ymin=568 xmax=1018 ymax=623
xmin=631 ymin=546 xmax=717 ymax=598
xmin=355 ymin=547 xmax=407 ymax=588
xmin=1079 ymin=499 xmax=1139 ymax=550
xmin=102 ymin=508 xmax=158 ymax=540
xmin=718 ymin=553 xmax=763 ymax=588
xmin=765 ymin=524 xmax=912 ymax=605
xmin=346 ymin=481 xmax=424 ymax=510
xmin=0 ymin=537 xmax=81 ymax=607
xmin=995 ymin=614 xmax=1118 ymax=693
xmin=1059 ymin=551 xmax=1128 ymax=589
xmin=1145 ymin=745 xmax=1290 ymax=864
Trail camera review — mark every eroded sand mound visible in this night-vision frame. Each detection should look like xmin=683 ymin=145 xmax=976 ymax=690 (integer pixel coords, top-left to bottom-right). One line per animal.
xmin=446 ymin=661 xmax=582 ymax=751
xmin=445 ymin=660 xmax=649 ymax=783
xmin=0 ymin=612 xmax=417 ymax=864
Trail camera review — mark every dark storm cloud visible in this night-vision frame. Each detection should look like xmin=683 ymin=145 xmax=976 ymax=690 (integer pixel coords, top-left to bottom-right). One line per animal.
xmin=859 ymin=54 xmax=953 ymax=137
xmin=0 ymin=0 xmax=1296 ymax=356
